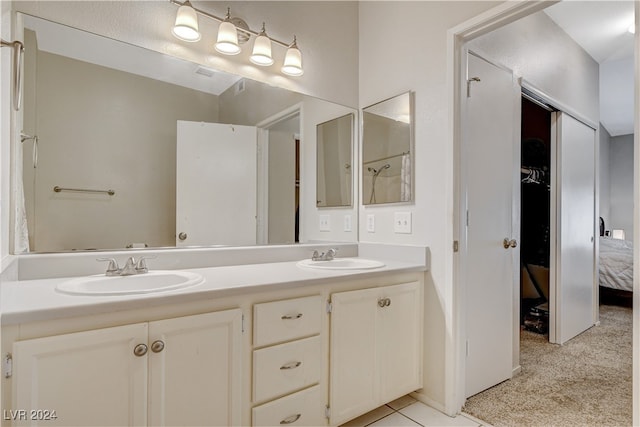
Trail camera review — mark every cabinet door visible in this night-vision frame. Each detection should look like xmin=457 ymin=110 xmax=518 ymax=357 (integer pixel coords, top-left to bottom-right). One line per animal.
xmin=377 ymin=281 xmax=423 ymax=401
xmin=329 ymin=282 xmax=423 ymax=426
xmin=329 ymin=286 xmax=379 ymax=425
xmin=13 ymin=323 xmax=148 ymax=427
xmin=148 ymin=309 xmax=243 ymax=426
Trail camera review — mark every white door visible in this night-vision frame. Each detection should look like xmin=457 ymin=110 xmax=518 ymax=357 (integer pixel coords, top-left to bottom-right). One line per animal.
xmin=13 ymin=323 xmax=148 ymax=426
xmin=176 ymin=121 xmax=257 ymax=246
xmin=148 ymin=309 xmax=243 ymax=426
xmin=463 ymin=52 xmax=520 ymax=398
xmin=552 ymin=113 xmax=596 ymax=344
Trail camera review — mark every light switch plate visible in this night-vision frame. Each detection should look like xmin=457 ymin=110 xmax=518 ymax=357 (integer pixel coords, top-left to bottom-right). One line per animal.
xmin=319 ymin=215 xmax=330 ymax=232
xmin=343 ymin=215 xmax=352 ymax=232
xmin=394 ymin=211 xmax=412 ymax=234
xmin=366 ymin=214 xmax=375 ymax=233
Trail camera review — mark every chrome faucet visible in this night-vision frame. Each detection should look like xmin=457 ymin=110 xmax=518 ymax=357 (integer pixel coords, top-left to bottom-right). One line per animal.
xmin=311 ymin=248 xmax=338 ymax=261
xmin=97 ymin=255 xmax=156 ymax=276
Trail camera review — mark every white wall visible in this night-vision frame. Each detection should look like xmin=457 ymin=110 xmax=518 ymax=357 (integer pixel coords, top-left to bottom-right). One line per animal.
xmin=358 ymin=0 xmax=503 ymax=410
xmin=601 ymin=57 xmax=634 ymax=136
xmin=600 ymin=125 xmax=611 ymax=231
xmin=13 ymin=1 xmax=359 ymax=108
xmin=469 ymin=11 xmax=599 ymax=125
xmin=610 ymin=133 xmax=634 ymax=240
xmin=24 ymin=49 xmax=219 ymax=251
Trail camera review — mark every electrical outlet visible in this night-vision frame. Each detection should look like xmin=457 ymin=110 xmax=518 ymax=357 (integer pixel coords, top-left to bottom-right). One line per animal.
xmin=394 ymin=212 xmax=412 ymax=234
xmin=343 ymin=215 xmax=352 ymax=232
xmin=366 ymin=214 xmax=375 ymax=233
xmin=319 ymin=215 xmax=330 ymax=232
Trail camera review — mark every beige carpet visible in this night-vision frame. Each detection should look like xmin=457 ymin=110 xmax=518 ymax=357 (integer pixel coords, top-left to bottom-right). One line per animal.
xmin=464 ymin=304 xmax=632 ymax=427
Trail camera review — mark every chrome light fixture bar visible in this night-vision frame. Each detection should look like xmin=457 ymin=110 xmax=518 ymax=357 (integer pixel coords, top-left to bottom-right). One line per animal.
xmin=169 ymin=0 xmax=303 ymax=76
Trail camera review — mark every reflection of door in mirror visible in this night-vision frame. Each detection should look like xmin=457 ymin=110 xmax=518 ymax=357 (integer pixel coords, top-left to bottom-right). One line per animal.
xmin=362 ymin=92 xmax=413 ymax=205
xmin=176 ymin=121 xmax=258 ymax=247
xmin=316 ymin=114 xmax=353 ymax=208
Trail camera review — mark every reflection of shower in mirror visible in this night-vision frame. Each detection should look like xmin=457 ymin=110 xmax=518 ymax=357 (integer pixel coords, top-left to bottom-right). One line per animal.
xmin=368 ymin=163 xmax=391 ymax=204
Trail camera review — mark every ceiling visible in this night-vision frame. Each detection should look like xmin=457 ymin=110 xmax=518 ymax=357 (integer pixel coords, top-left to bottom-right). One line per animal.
xmin=544 ymin=1 xmax=635 ymax=136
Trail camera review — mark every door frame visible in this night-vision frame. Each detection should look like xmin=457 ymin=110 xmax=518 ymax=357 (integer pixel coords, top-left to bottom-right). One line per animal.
xmin=255 ymin=103 xmax=302 ymax=245
xmin=448 ymin=0 xmax=639 ymax=419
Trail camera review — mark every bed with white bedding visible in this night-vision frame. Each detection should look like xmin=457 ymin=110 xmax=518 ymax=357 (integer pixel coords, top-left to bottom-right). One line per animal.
xmin=599 ymin=236 xmax=634 ymax=292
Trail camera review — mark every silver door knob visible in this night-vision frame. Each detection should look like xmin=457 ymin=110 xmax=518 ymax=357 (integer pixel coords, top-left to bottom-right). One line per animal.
xmin=503 ymin=238 xmax=518 ymax=249
xmin=178 ymin=232 xmax=187 ymax=241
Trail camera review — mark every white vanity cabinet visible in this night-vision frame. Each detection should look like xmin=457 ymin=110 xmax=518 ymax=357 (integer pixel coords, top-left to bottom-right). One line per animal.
xmin=328 ymin=281 xmax=423 ymax=426
xmin=252 ymin=295 xmax=327 ymax=426
xmin=11 ymin=309 xmax=242 ymax=427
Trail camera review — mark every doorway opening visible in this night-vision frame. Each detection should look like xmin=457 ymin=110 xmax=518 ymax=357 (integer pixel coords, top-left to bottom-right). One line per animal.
xmin=520 ymin=95 xmax=553 ymax=336
xmin=459 ymin=1 xmax=636 ymax=422
xmin=256 ymin=106 xmax=301 ymax=245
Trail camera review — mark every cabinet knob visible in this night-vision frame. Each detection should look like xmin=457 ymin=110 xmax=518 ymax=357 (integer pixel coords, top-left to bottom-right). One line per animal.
xmin=133 ymin=343 xmax=148 ymax=357
xmin=280 ymin=414 xmax=301 ymax=425
xmin=178 ymin=232 xmax=187 ymax=241
xmin=378 ymin=298 xmax=391 ymax=308
xmin=151 ymin=340 xmax=165 ymax=353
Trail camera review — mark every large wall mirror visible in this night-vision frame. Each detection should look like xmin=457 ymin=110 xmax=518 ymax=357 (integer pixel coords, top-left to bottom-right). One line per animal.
xmin=316 ymin=113 xmax=353 ymax=207
xmin=362 ymin=92 xmax=413 ymax=205
xmin=17 ymin=13 xmax=357 ymax=253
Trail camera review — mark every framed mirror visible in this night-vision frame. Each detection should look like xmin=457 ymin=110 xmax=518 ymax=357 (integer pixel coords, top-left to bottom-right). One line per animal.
xmin=362 ymin=92 xmax=413 ymax=205
xmin=316 ymin=113 xmax=353 ymax=207
xmin=17 ymin=13 xmax=358 ymax=253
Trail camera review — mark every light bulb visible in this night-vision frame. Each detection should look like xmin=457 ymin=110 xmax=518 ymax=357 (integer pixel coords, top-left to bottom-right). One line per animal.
xmin=250 ymin=24 xmax=274 ymax=66
xmin=172 ymin=1 xmax=200 ymax=42
xmin=282 ymin=36 xmax=304 ymax=76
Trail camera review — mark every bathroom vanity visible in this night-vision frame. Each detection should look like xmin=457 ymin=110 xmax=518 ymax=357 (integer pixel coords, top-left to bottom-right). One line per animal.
xmin=1 ymin=247 xmax=427 ymax=426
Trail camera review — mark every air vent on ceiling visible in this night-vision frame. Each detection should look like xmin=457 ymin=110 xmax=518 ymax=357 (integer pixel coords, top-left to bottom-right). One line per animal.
xmin=195 ymin=66 xmax=216 ymax=78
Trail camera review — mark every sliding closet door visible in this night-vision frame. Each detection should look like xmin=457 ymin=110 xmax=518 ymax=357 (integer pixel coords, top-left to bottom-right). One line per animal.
xmin=553 ymin=113 xmax=596 ymax=344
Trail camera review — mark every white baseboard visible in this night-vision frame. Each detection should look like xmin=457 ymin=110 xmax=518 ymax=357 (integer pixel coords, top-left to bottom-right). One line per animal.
xmin=410 ymin=391 xmax=450 ymax=416
xmin=513 ymin=365 xmax=522 ymax=376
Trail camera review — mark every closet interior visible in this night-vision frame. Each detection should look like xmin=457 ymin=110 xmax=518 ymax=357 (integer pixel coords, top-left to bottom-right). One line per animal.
xmin=520 ymin=95 xmax=553 ymax=334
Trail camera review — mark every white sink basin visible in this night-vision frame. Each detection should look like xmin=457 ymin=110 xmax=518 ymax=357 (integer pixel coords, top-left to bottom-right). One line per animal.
xmin=56 ymin=270 xmax=205 ymax=296
xmin=296 ymin=258 xmax=385 ymax=270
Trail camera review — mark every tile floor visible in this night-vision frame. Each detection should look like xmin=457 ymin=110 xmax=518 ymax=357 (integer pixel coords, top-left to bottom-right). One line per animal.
xmin=340 ymin=395 xmax=491 ymax=427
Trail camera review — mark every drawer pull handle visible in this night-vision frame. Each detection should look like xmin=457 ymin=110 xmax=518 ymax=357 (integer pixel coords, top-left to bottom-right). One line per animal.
xmin=280 ymin=414 xmax=301 ymax=425
xmin=280 ymin=361 xmax=302 ymax=370
xmin=281 ymin=313 xmax=303 ymax=320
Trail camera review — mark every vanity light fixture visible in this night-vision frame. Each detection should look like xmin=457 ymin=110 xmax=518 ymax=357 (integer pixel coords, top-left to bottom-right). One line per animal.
xmin=169 ymin=0 xmax=304 ymax=76
xmin=215 ymin=8 xmax=241 ymax=55
xmin=250 ymin=23 xmax=274 ymax=66
xmin=281 ymin=36 xmax=304 ymax=76
xmin=172 ymin=0 xmax=201 ymax=42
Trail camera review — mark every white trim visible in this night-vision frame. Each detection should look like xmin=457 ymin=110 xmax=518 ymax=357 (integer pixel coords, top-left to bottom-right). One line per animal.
xmin=521 ymin=81 xmax=598 ymax=130
xmin=633 ymin=3 xmax=639 ymax=426
xmin=256 ymin=129 xmax=269 ymax=245
xmin=254 ymin=103 xmax=303 ymax=245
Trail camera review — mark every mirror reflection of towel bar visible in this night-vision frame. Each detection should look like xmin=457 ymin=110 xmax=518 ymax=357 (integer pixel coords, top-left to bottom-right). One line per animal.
xmin=53 ymin=186 xmax=115 ymax=196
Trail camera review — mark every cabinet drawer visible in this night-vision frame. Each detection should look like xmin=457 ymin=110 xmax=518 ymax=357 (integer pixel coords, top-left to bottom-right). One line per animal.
xmin=253 ymin=335 xmax=322 ymax=403
xmin=253 ymin=295 xmax=322 ymax=347
xmin=252 ymin=385 xmax=326 ymax=427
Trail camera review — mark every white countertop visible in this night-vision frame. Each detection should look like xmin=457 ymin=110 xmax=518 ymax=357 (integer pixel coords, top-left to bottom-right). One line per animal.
xmin=1 ymin=258 xmax=426 ymax=325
